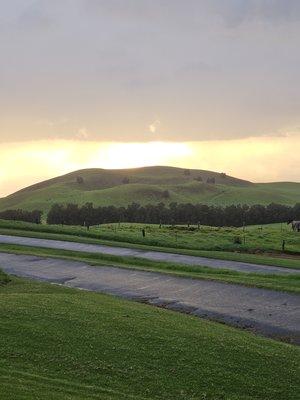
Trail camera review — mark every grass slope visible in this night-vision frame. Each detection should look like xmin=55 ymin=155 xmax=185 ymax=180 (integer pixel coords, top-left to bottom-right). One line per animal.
xmin=0 ymin=166 xmax=299 ymax=212
xmin=0 ymin=274 xmax=299 ymax=399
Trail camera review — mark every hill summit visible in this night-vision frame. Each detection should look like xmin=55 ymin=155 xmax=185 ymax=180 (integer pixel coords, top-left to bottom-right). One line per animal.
xmin=0 ymin=166 xmax=299 ymax=212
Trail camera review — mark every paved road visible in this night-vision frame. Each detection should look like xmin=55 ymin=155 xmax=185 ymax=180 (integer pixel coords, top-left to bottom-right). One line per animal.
xmin=0 ymin=252 xmax=299 ymax=344
xmin=0 ymin=234 xmax=299 ymax=275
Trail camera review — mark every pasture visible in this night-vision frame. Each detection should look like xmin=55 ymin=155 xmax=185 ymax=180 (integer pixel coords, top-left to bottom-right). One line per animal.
xmin=0 ymin=219 xmax=299 ymax=259
xmin=79 ymin=221 xmax=300 ymax=254
xmin=0 ymin=272 xmax=299 ymax=399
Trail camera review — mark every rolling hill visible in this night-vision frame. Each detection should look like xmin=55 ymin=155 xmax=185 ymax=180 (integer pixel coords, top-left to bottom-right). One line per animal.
xmin=0 ymin=166 xmax=299 ymax=213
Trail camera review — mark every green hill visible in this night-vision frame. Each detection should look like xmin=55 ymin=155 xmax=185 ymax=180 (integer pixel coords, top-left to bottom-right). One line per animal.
xmin=0 ymin=166 xmax=299 ymax=213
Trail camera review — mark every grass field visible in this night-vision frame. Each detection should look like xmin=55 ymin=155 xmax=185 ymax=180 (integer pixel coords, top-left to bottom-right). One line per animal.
xmin=0 ymin=219 xmax=299 ymax=263
xmin=0 ymin=166 xmax=299 ymax=212
xmin=0 ymin=272 xmax=299 ymax=399
xmin=1 ymin=243 xmax=299 ymax=293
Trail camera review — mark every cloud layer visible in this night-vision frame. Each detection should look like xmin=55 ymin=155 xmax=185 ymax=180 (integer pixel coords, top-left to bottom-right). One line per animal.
xmin=1 ymin=1 xmax=300 ymax=143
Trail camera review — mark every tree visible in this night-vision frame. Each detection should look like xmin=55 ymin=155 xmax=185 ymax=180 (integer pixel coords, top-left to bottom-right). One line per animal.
xmin=122 ymin=177 xmax=130 ymax=184
xmin=81 ymin=202 xmax=95 ymax=229
xmin=0 ymin=209 xmax=42 ymax=224
xmin=64 ymin=203 xmax=81 ymax=225
xmin=293 ymin=203 xmax=300 ymax=219
xmin=46 ymin=204 xmax=65 ymax=225
xmin=76 ymin=176 xmax=84 ymax=184
xmin=206 ymin=177 xmax=215 ymax=184
xmin=32 ymin=210 xmax=43 ymax=224
xmin=45 ymin=202 xmax=296 ymax=228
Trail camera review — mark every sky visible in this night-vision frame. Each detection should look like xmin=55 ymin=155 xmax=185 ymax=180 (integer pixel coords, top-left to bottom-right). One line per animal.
xmin=0 ymin=0 xmax=300 ymax=196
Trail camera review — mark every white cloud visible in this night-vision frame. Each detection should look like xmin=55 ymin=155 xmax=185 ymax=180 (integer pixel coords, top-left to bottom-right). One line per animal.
xmin=148 ymin=120 xmax=161 ymax=134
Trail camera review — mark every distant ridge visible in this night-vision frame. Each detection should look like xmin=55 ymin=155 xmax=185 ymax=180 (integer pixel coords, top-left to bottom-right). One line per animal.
xmin=0 ymin=166 xmax=299 ymax=213
xmin=11 ymin=166 xmax=252 ymax=196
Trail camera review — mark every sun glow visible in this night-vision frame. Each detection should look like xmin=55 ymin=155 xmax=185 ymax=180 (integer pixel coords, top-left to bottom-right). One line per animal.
xmin=0 ymin=134 xmax=299 ymax=197
xmin=98 ymin=142 xmax=192 ymax=169
xmin=0 ymin=141 xmax=192 ymax=196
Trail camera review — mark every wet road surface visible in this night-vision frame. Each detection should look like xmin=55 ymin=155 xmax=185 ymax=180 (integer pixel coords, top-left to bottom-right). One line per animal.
xmin=0 ymin=252 xmax=299 ymax=344
xmin=0 ymin=234 xmax=299 ymax=275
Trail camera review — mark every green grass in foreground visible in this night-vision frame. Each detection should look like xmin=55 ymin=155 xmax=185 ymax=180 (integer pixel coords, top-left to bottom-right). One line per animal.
xmin=1 ymin=244 xmax=299 ymax=293
xmin=0 ymin=273 xmax=299 ymax=400
xmin=0 ymin=220 xmax=299 ymax=270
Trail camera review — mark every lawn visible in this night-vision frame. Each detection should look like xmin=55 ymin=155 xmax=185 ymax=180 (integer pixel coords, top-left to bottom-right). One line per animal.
xmin=0 ymin=273 xmax=299 ymax=400
xmin=1 ymin=244 xmax=299 ymax=293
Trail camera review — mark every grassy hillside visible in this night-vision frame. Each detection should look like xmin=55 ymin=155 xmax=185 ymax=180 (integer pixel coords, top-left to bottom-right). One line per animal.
xmin=0 ymin=166 xmax=299 ymax=213
xmin=0 ymin=274 xmax=299 ymax=399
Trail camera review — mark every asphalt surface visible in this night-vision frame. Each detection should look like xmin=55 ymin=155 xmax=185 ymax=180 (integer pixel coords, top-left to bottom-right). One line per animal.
xmin=0 ymin=252 xmax=299 ymax=344
xmin=0 ymin=234 xmax=299 ymax=275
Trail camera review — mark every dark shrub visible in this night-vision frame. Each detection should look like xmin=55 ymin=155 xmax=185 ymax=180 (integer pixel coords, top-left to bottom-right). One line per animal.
xmin=162 ymin=190 xmax=170 ymax=199
xmin=195 ymin=176 xmax=203 ymax=182
xmin=233 ymin=236 xmax=242 ymax=244
xmin=207 ymin=177 xmax=216 ymax=184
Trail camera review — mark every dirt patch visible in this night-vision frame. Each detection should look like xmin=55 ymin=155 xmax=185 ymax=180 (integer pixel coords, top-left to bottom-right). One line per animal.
xmin=264 ymin=252 xmax=300 ymax=260
xmin=235 ymin=249 xmax=300 ymax=260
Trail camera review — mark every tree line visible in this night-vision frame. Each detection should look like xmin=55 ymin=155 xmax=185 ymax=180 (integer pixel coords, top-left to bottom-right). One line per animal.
xmin=0 ymin=209 xmax=43 ymax=224
xmin=1 ymin=202 xmax=299 ymax=227
xmin=45 ymin=202 xmax=300 ymax=228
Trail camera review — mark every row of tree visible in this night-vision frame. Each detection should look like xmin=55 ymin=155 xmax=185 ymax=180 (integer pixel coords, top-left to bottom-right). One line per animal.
xmin=46 ymin=202 xmax=300 ymax=227
xmin=0 ymin=209 xmax=43 ymax=224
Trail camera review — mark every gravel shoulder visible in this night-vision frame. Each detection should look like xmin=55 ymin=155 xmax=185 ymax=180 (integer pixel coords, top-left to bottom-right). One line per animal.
xmin=0 ymin=252 xmax=299 ymax=344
